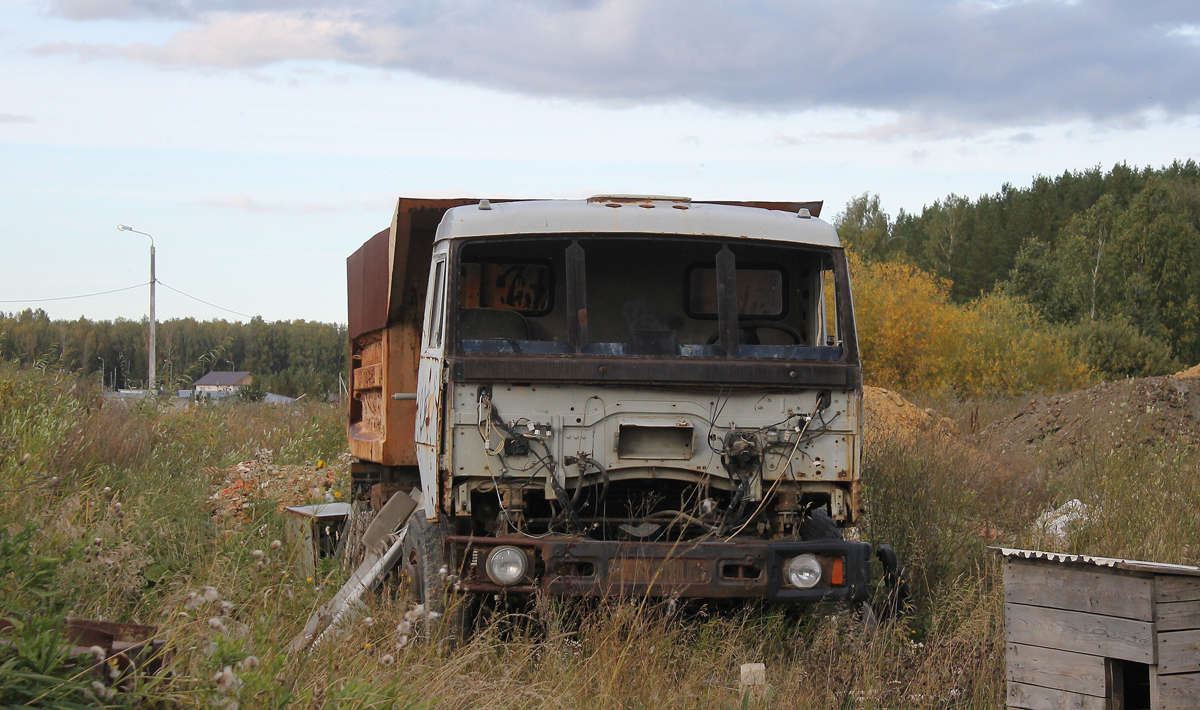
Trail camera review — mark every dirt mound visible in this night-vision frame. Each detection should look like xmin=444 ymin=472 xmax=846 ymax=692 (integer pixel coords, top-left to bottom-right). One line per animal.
xmin=1177 ymin=363 xmax=1200 ymax=378
xmin=863 ymin=386 xmax=956 ymax=441
xmin=207 ymin=448 xmax=341 ymax=527
xmin=973 ymin=375 xmax=1200 ymax=459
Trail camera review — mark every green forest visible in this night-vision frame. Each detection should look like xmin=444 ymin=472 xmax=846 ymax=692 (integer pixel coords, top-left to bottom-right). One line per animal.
xmin=836 ymin=160 xmax=1200 ymax=377
xmin=4 ymin=160 xmax=1198 ymax=398
xmin=0 ymin=312 xmax=346 ymax=397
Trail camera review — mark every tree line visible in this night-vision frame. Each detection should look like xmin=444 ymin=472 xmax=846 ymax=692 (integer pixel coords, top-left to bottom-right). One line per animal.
xmin=0 ymin=310 xmax=347 ymax=398
xmin=836 ymin=160 xmax=1200 ymax=379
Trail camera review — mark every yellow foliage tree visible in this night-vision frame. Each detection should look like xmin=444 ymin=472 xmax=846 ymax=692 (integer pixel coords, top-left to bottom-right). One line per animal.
xmin=849 ymin=253 xmax=1092 ymax=397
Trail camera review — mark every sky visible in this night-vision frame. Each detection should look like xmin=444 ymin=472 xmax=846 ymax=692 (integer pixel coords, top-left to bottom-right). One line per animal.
xmin=3 ymin=0 xmax=1200 ymax=325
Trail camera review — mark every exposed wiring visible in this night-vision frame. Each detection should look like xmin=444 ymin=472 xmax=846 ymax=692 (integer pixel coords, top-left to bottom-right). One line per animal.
xmin=724 ymin=397 xmax=825 ymax=541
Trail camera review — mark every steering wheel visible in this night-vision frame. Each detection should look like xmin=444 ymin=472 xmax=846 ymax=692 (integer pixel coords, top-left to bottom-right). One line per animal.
xmin=706 ymin=320 xmax=803 ymax=345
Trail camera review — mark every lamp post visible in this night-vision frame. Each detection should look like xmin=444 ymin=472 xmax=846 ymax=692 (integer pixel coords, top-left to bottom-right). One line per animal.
xmin=117 ymin=225 xmax=156 ymax=391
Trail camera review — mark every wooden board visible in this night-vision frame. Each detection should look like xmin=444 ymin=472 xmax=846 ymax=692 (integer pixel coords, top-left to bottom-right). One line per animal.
xmin=1157 ymin=672 xmax=1200 ymax=710
xmin=1157 ymin=629 xmax=1200 ymax=674
xmin=1006 ymin=643 xmax=1109 ymax=696
xmin=1007 ymin=681 xmax=1107 ymax=710
xmin=1158 ymin=575 xmax=1200 ymax=603
xmin=1005 ymin=561 xmax=1154 ymax=621
xmin=1006 ymin=603 xmax=1155 ymax=663
xmin=1156 ymin=600 xmax=1200 ymax=632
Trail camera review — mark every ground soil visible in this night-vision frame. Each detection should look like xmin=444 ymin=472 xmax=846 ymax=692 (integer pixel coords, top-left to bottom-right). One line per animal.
xmin=968 ymin=375 xmax=1200 ymax=461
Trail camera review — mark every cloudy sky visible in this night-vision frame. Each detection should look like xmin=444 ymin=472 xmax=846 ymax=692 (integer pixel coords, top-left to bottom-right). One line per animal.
xmin=4 ymin=0 xmax=1200 ymax=323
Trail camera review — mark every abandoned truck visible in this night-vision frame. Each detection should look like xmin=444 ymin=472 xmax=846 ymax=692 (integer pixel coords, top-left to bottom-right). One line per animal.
xmin=346 ymin=195 xmax=899 ymax=632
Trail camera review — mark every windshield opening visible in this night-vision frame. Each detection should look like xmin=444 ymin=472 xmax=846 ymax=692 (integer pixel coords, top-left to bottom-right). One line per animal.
xmin=455 ymin=235 xmax=844 ymax=360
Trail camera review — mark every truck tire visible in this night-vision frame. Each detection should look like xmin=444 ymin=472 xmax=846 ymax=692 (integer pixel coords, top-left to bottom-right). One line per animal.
xmin=800 ymin=507 xmax=843 ymax=541
xmin=401 ymin=514 xmax=475 ymax=642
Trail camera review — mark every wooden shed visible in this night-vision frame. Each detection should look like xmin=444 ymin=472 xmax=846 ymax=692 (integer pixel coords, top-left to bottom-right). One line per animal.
xmin=997 ymin=548 xmax=1200 ymax=710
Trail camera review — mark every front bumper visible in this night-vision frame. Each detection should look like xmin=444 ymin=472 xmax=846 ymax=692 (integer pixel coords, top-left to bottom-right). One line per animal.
xmin=447 ymin=535 xmax=872 ymax=603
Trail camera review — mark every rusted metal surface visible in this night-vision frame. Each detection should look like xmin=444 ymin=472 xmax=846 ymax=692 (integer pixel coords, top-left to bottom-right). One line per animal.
xmin=349 ymin=198 xmax=482 ymax=468
xmin=452 ymin=356 xmax=862 ymax=389
xmin=697 ymin=200 xmax=824 ymax=218
xmin=0 ymin=618 xmax=168 ymax=677
xmin=447 ymin=535 xmax=871 ymax=602
xmin=346 ymin=229 xmax=391 ymax=341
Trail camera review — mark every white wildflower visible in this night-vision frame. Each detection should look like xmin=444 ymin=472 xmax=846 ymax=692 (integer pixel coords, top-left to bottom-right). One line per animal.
xmin=395 ymin=620 xmax=411 ymax=635
xmin=208 ymin=617 xmax=226 ymax=632
xmin=212 ymin=665 xmax=241 ymax=692
xmin=203 ymin=586 xmax=220 ymax=603
xmin=403 ymin=604 xmax=426 ymax=622
xmin=395 ymin=635 xmax=409 ymax=649
xmin=238 ymin=656 xmax=260 ymax=670
xmin=87 ymin=645 xmax=106 ymax=662
xmin=102 ymin=486 xmax=111 ymax=494
xmin=379 ymin=654 xmax=395 ymax=666
xmin=363 ymin=617 xmax=375 ymax=627
xmin=250 ymin=549 xmax=264 ymax=560
xmin=219 ymin=600 xmax=234 ymax=615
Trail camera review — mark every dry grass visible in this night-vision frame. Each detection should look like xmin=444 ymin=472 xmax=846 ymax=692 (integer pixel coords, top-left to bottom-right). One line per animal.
xmin=3 ymin=361 xmax=1196 ymax=708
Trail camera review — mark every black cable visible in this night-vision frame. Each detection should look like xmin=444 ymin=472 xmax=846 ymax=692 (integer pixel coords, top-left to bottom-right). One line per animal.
xmin=0 ymin=281 xmax=150 ymax=303
xmin=157 ymin=280 xmax=255 ymax=319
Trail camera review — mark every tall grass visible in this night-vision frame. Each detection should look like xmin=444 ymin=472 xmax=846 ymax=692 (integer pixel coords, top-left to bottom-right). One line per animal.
xmin=3 ymin=360 xmax=1194 ymax=708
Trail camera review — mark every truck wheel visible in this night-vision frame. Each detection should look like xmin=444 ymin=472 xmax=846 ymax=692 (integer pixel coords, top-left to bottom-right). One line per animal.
xmin=800 ymin=507 xmax=843 ymax=541
xmin=401 ymin=514 xmax=475 ymax=642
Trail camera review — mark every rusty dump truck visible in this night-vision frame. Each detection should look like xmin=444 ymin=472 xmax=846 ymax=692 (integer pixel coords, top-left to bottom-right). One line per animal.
xmin=346 ymin=195 xmax=899 ymax=632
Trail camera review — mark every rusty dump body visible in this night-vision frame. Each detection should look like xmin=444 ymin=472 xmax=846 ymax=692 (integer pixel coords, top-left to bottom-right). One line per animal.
xmin=348 ymin=196 xmax=874 ymax=604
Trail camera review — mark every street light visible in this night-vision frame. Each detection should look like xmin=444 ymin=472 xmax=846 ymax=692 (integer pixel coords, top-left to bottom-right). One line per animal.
xmin=117 ymin=224 xmax=156 ymax=391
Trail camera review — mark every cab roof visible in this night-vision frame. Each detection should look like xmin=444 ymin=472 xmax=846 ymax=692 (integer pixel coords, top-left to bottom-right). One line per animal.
xmin=434 ymin=196 xmax=842 ymax=248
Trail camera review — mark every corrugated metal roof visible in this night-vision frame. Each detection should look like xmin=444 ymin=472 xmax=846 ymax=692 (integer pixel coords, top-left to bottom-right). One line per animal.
xmin=435 ymin=198 xmax=842 ymax=248
xmin=193 ymin=371 xmax=252 ymax=387
xmin=992 ymin=547 xmax=1200 ymax=577
xmin=283 ymin=502 xmax=353 ymax=520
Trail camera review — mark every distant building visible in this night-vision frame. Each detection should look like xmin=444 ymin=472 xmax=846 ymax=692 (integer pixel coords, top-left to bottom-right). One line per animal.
xmin=193 ymin=371 xmax=253 ymax=399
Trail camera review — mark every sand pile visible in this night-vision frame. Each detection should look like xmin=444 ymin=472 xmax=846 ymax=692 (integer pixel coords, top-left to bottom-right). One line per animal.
xmin=862 ymin=386 xmax=957 ymax=442
xmin=1176 ymin=363 xmax=1200 ymax=378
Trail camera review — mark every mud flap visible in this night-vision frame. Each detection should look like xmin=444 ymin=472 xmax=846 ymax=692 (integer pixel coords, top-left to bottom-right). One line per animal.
xmin=874 ymin=543 xmax=909 ymax=619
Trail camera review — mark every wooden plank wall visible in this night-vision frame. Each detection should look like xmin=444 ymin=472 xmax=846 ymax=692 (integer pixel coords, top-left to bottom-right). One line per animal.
xmin=1154 ymin=575 xmax=1200 ymax=709
xmin=1004 ymin=560 xmax=1200 ymax=710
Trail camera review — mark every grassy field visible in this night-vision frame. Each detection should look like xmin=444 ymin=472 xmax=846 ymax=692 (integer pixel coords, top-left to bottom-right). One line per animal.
xmin=2 ymin=360 xmax=1198 ymax=709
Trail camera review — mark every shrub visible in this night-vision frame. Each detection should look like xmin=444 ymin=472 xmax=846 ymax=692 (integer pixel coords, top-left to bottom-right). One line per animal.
xmin=850 ymin=253 xmax=1093 ymax=397
xmin=1066 ymin=316 xmax=1183 ymax=380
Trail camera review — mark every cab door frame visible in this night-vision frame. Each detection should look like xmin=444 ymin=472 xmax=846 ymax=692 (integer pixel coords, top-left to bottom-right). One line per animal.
xmin=415 ymin=250 xmax=449 ymax=519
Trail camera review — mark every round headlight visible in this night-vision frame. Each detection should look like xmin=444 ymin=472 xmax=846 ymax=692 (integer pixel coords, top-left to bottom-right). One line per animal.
xmin=485 ymin=546 xmax=528 ymax=586
xmin=785 ymin=554 xmax=822 ymax=589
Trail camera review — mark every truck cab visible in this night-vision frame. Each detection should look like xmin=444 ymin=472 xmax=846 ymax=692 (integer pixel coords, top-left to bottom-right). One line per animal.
xmin=347 ymin=195 xmax=872 ymax=625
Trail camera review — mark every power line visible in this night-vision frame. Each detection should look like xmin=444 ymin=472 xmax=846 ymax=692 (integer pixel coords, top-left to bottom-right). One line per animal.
xmin=156 ymin=280 xmax=344 ymax=330
xmin=1 ymin=279 xmax=345 ymax=331
xmin=0 ymin=281 xmax=151 ymax=304
xmin=157 ymin=280 xmax=256 ymax=319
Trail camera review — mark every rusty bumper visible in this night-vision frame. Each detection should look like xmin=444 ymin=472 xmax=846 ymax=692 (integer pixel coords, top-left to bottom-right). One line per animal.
xmin=447 ymin=536 xmax=871 ymax=603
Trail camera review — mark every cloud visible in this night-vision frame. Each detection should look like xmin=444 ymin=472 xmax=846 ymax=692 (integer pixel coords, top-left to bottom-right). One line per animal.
xmin=36 ymin=0 xmax=1200 ymax=127
xmin=0 ymin=113 xmax=36 ymax=123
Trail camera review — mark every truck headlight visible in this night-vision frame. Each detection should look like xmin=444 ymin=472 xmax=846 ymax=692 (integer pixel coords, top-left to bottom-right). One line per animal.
xmin=485 ymin=547 xmax=528 ymax=586
xmin=785 ymin=554 xmax=822 ymax=589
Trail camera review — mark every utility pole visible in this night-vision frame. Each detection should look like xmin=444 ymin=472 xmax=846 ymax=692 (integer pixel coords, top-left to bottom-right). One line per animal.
xmin=117 ymin=225 xmax=156 ymax=391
